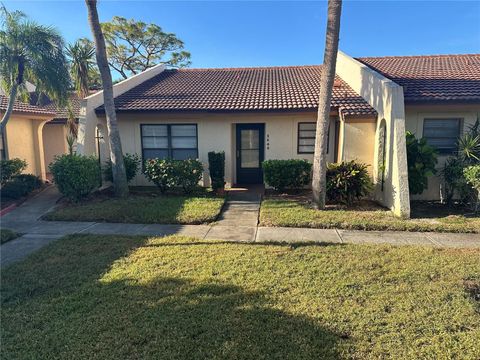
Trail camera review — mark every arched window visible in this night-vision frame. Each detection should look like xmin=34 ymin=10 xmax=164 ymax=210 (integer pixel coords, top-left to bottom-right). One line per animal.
xmin=377 ymin=120 xmax=387 ymax=191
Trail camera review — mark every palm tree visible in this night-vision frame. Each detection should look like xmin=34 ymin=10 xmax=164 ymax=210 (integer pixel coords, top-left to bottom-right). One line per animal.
xmin=0 ymin=6 xmax=70 ymax=135
xmin=311 ymin=0 xmax=343 ymax=209
xmin=66 ymin=38 xmax=96 ymax=98
xmin=85 ymin=0 xmax=128 ymax=197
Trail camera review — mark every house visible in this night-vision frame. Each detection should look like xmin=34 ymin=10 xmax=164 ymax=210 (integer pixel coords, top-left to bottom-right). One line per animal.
xmin=76 ymin=51 xmax=480 ymax=218
xmin=0 ymin=95 xmax=56 ymax=179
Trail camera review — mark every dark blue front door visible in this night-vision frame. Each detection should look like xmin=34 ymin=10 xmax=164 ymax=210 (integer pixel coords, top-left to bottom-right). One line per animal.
xmin=236 ymin=123 xmax=265 ymax=184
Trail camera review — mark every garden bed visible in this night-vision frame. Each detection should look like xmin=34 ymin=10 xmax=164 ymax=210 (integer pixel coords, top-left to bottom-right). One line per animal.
xmin=260 ymin=197 xmax=480 ymax=233
xmin=43 ymin=190 xmax=224 ymax=224
xmin=1 ymin=234 xmax=479 ymax=358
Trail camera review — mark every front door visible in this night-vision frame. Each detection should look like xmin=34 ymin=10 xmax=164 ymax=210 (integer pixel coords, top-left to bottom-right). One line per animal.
xmin=236 ymin=123 xmax=265 ymax=184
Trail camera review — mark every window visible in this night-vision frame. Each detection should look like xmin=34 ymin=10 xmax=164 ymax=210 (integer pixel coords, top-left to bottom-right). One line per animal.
xmin=423 ymin=118 xmax=461 ymax=154
xmin=297 ymin=122 xmax=329 ymax=154
xmin=141 ymin=124 xmax=198 ymax=160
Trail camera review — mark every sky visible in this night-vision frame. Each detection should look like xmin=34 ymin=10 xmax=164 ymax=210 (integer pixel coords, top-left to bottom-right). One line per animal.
xmin=4 ymin=0 xmax=480 ymax=72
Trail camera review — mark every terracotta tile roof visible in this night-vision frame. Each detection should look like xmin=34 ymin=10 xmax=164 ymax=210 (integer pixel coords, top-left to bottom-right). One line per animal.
xmin=0 ymin=94 xmax=56 ymax=116
xmin=356 ymin=54 xmax=480 ymax=103
xmin=97 ymin=66 xmax=376 ymax=117
xmin=36 ymin=93 xmax=83 ymax=120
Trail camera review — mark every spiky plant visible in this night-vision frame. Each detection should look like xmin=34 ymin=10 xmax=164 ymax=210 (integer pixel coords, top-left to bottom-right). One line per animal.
xmin=66 ymin=38 xmax=96 ymax=98
xmin=0 ymin=5 xmax=70 ymax=134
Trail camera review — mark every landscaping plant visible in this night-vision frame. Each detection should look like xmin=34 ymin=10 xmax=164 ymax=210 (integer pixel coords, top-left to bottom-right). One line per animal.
xmin=326 ymin=161 xmax=372 ymax=205
xmin=144 ymin=158 xmax=177 ymax=193
xmin=464 ymin=165 xmax=480 ymax=212
xmin=0 ymin=158 xmax=27 ymax=186
xmin=144 ymin=158 xmax=203 ymax=194
xmin=49 ymin=154 xmax=100 ymax=202
xmin=262 ymin=159 xmax=312 ymax=192
xmin=104 ymin=153 xmax=140 ymax=184
xmin=405 ymin=131 xmax=438 ymax=195
xmin=208 ymin=151 xmax=225 ymax=191
xmin=1 ymin=174 xmax=42 ymax=200
xmin=173 ymin=159 xmax=203 ymax=194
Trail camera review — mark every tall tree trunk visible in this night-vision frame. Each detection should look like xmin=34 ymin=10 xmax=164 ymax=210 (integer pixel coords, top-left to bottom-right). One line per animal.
xmin=0 ymin=83 xmax=18 ymax=136
xmin=85 ymin=0 xmax=128 ymax=197
xmin=312 ymin=0 xmax=342 ymax=209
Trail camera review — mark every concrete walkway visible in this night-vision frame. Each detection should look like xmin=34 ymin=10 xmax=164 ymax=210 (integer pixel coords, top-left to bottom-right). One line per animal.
xmin=1 ymin=185 xmax=479 ymax=267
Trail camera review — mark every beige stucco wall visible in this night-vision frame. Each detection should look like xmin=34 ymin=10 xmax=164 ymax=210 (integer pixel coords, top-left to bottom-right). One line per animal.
xmin=339 ymin=117 xmax=376 ymax=174
xmin=2 ymin=113 xmax=51 ymax=179
xmin=405 ymin=104 xmax=480 ymax=200
xmin=99 ymin=111 xmax=337 ymax=187
xmin=43 ymin=123 xmax=68 ymax=176
xmin=336 ymin=51 xmax=410 ymax=217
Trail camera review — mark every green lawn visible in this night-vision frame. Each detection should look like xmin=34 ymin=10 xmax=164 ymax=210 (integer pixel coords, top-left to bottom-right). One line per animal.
xmin=1 ymin=234 xmax=479 ymax=359
xmin=0 ymin=229 xmax=18 ymax=244
xmin=260 ymin=199 xmax=480 ymax=233
xmin=43 ymin=195 xmax=225 ymax=224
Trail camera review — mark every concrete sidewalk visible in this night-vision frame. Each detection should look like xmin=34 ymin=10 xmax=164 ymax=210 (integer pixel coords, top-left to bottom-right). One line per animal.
xmin=2 ymin=219 xmax=479 ymax=267
xmin=1 ymin=185 xmax=479 ymax=267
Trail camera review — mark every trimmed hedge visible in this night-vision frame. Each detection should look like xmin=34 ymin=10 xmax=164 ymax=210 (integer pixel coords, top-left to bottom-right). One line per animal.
xmin=1 ymin=158 xmax=27 ymax=186
xmin=262 ymin=159 xmax=312 ymax=192
xmin=104 ymin=153 xmax=140 ymax=184
xmin=49 ymin=154 xmax=100 ymax=202
xmin=208 ymin=151 xmax=225 ymax=190
xmin=1 ymin=174 xmax=42 ymax=200
xmin=144 ymin=158 xmax=203 ymax=194
xmin=326 ymin=161 xmax=372 ymax=205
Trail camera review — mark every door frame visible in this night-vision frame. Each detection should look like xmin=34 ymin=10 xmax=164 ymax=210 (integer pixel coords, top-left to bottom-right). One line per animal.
xmin=235 ymin=123 xmax=265 ymax=185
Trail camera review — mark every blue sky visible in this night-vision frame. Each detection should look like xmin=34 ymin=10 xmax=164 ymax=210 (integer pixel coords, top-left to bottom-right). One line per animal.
xmin=5 ymin=0 xmax=480 ymax=71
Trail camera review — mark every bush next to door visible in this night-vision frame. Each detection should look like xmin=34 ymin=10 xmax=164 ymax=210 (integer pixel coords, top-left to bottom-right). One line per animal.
xmin=208 ymin=151 xmax=225 ymax=191
xmin=104 ymin=153 xmax=140 ymax=183
xmin=406 ymin=131 xmax=438 ymax=195
xmin=50 ymin=154 xmax=100 ymax=202
xmin=144 ymin=158 xmax=203 ymax=194
xmin=174 ymin=159 xmax=203 ymax=194
xmin=262 ymin=159 xmax=312 ymax=192
xmin=0 ymin=158 xmax=27 ymax=186
xmin=326 ymin=161 xmax=372 ymax=205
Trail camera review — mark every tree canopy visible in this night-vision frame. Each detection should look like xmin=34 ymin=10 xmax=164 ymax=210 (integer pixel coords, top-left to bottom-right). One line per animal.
xmin=66 ymin=38 xmax=101 ymax=97
xmin=101 ymin=16 xmax=191 ymax=79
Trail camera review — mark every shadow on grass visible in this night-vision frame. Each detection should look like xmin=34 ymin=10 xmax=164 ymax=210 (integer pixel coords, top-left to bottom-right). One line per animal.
xmin=1 ymin=235 xmax=342 ymax=359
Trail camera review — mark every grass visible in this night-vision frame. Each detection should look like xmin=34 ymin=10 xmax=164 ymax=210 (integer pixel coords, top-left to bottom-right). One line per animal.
xmin=1 ymin=234 xmax=479 ymax=359
xmin=260 ymin=199 xmax=480 ymax=233
xmin=0 ymin=229 xmax=18 ymax=244
xmin=43 ymin=195 xmax=225 ymax=224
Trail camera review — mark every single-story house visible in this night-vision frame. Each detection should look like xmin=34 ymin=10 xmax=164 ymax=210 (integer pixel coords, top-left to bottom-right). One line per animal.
xmin=0 ymin=91 xmax=83 ymax=181
xmin=0 ymin=95 xmax=56 ymax=179
xmin=76 ymin=51 xmax=480 ymax=218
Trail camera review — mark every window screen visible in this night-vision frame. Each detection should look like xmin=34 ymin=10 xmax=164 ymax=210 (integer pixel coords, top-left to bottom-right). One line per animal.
xmin=141 ymin=124 xmax=198 ymax=160
xmin=297 ymin=122 xmax=329 ymax=154
xmin=423 ymin=118 xmax=461 ymax=154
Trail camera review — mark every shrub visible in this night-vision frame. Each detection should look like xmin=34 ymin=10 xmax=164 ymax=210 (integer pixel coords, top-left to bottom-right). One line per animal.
xmin=1 ymin=158 xmax=27 ymax=186
xmin=262 ymin=159 xmax=312 ymax=192
xmin=464 ymin=165 xmax=480 ymax=212
xmin=173 ymin=159 xmax=203 ymax=194
xmin=1 ymin=174 xmax=42 ymax=199
xmin=441 ymin=157 xmax=470 ymax=205
xmin=326 ymin=161 xmax=372 ymax=205
xmin=49 ymin=154 xmax=100 ymax=202
xmin=406 ymin=131 xmax=438 ymax=195
xmin=144 ymin=158 xmax=177 ymax=193
xmin=208 ymin=151 xmax=225 ymax=190
xmin=104 ymin=153 xmax=140 ymax=183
